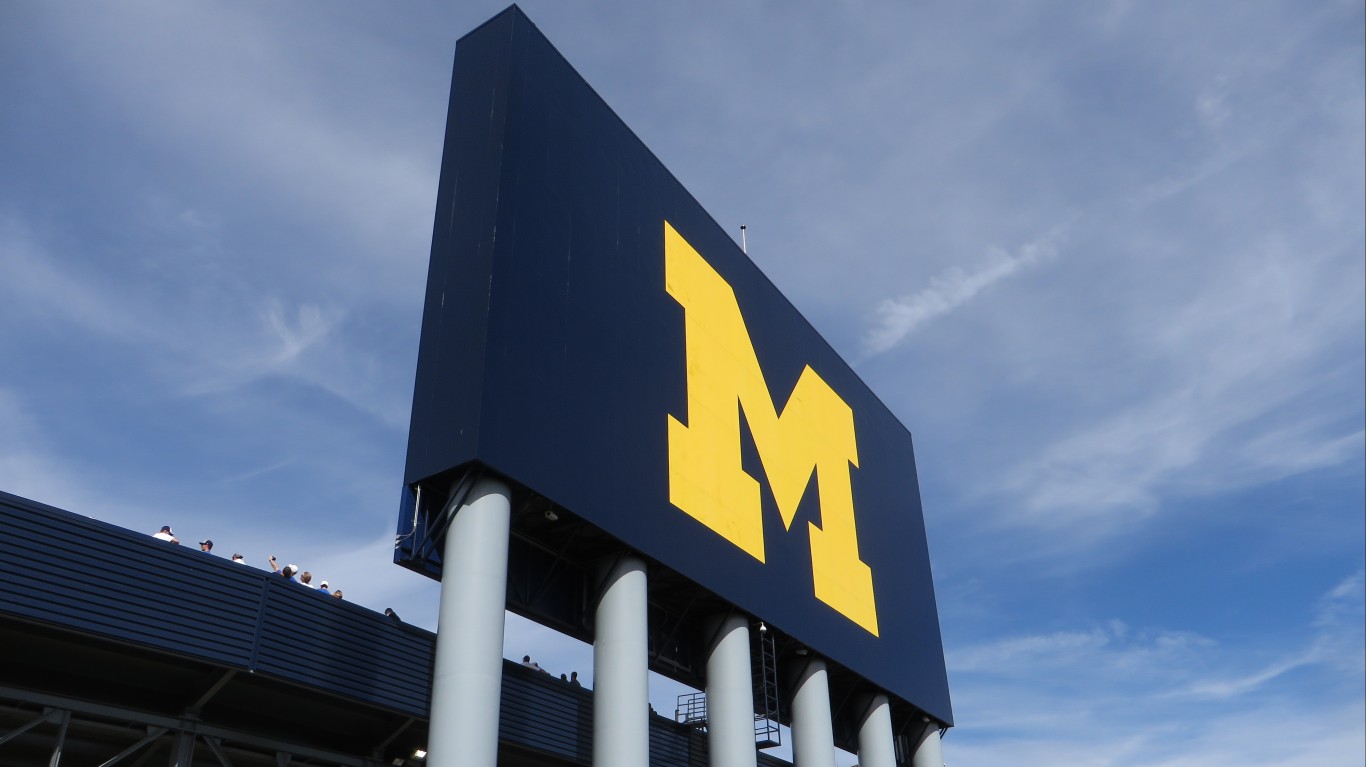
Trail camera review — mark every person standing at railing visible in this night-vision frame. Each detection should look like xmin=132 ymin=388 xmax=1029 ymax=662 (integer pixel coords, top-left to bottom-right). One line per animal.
xmin=267 ymin=556 xmax=300 ymax=583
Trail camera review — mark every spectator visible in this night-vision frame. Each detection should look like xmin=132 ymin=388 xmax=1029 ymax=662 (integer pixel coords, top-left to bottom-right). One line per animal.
xmin=300 ymin=571 xmax=315 ymax=589
xmin=268 ymin=556 xmax=299 ymax=583
xmin=521 ymin=655 xmax=542 ymax=671
xmin=231 ymin=553 xmax=246 ymax=564
xmin=331 ymin=590 xmax=343 ymax=599
xmin=385 ymin=608 xmax=401 ymax=623
xmin=317 ymin=580 xmax=331 ymax=595
xmin=152 ymin=526 xmax=179 ymax=544
xmin=198 ymin=539 xmax=214 ymax=554
xmin=569 ymin=671 xmax=581 ymax=687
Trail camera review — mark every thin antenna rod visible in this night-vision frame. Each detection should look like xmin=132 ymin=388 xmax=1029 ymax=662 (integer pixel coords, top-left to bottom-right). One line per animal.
xmin=740 ymin=224 xmax=748 ymax=255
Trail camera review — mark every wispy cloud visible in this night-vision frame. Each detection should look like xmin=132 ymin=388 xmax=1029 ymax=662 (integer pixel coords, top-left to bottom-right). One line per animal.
xmin=0 ymin=389 xmax=75 ymax=509
xmin=267 ymin=302 xmax=336 ymax=365
xmin=2 ymin=211 xmax=407 ymax=428
xmin=954 ymin=573 xmax=1363 ymax=696
xmin=948 ymin=572 xmax=1365 ymax=766
xmin=1178 ymin=653 xmax=1318 ymax=701
xmin=0 ymin=388 xmax=142 ymax=523
xmin=862 ymin=226 xmax=1067 ymax=356
xmin=182 ymin=300 xmax=344 ymax=395
xmin=951 ymin=620 xmax=1215 ymax=684
xmin=962 ymin=137 xmax=1364 ymax=536
xmin=39 ymin=1 xmax=439 ymax=288
xmin=992 ymin=232 xmax=1364 ymax=532
xmin=0 ymin=215 xmax=153 ymax=344
xmin=944 ymin=701 xmax=1365 ymax=767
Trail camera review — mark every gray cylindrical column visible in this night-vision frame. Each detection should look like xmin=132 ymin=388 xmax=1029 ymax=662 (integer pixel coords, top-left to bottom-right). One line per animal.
xmin=705 ymin=614 xmax=757 ymax=767
xmin=856 ymin=694 xmax=895 ymax=767
xmin=911 ymin=723 xmax=944 ymax=767
xmin=790 ymin=658 xmax=836 ymax=767
xmin=426 ymin=477 xmax=512 ymax=767
xmin=593 ymin=555 xmax=649 ymax=767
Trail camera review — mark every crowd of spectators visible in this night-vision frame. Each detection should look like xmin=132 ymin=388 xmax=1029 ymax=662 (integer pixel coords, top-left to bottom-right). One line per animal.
xmin=149 ymin=524 xmax=343 ymax=600
xmin=521 ymin=655 xmax=583 ymax=688
xmin=153 ymin=525 xmax=614 ymax=696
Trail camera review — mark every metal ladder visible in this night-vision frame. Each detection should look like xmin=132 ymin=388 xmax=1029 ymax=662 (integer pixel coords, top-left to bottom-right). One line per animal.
xmin=674 ymin=621 xmax=781 ymax=748
xmin=752 ymin=621 xmax=781 ymax=748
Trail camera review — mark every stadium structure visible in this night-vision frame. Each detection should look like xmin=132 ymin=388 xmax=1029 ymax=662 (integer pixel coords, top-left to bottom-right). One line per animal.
xmin=0 ymin=6 xmax=952 ymax=766
xmin=0 ymin=490 xmax=804 ymax=765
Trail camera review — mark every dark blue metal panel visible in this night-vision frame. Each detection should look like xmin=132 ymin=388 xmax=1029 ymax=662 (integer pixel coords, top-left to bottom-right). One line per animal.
xmin=253 ymin=580 xmax=434 ymax=717
xmin=400 ymin=5 xmax=518 ymax=487
xmin=0 ymin=490 xmax=430 ymax=718
xmin=0 ymin=492 xmax=260 ymax=667
xmin=499 ymin=662 xmax=593 ymax=762
xmin=400 ymin=6 xmax=952 ymax=726
xmin=650 ymin=718 xmax=704 ymax=767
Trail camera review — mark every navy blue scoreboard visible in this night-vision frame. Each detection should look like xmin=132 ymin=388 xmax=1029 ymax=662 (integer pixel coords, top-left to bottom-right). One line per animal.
xmin=397 ymin=5 xmax=952 ymax=738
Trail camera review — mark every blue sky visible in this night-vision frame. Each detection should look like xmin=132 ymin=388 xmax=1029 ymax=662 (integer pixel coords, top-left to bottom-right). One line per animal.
xmin=2 ymin=2 xmax=1362 ymax=765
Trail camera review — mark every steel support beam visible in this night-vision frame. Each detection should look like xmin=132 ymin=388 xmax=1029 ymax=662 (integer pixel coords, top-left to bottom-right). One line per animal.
xmin=186 ymin=670 xmax=237 ymax=715
xmin=95 ymin=727 xmax=167 ymax=767
xmin=49 ymin=708 xmax=71 ymax=767
xmin=371 ymin=717 xmax=415 ymax=757
xmin=200 ymin=736 xmax=235 ymax=767
xmin=0 ymin=686 xmax=381 ymax=766
xmin=0 ymin=707 xmax=61 ymax=746
xmin=168 ymin=731 xmax=195 ymax=767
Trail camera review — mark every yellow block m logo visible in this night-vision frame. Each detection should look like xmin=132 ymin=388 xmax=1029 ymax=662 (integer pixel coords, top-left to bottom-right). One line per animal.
xmin=664 ymin=222 xmax=879 ymax=636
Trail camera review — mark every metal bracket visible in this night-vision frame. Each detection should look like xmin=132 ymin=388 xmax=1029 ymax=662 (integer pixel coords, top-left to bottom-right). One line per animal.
xmin=408 ymin=468 xmax=482 ymax=565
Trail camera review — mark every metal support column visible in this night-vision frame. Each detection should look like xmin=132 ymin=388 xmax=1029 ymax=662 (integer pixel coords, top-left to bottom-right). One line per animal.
xmin=94 ymin=727 xmax=167 ymax=767
xmin=0 ymin=708 xmax=60 ymax=746
xmin=592 ymin=555 xmax=649 ymax=767
xmin=705 ymin=614 xmax=757 ymax=767
xmin=200 ymin=736 xmax=234 ymax=767
xmin=426 ymin=476 xmax=512 ymax=767
xmin=168 ymin=730 xmax=194 ymax=767
xmin=911 ymin=722 xmax=944 ymax=767
xmin=48 ymin=709 xmax=70 ymax=767
xmin=790 ymin=659 xmax=835 ymax=767
xmin=855 ymin=694 xmax=895 ymax=767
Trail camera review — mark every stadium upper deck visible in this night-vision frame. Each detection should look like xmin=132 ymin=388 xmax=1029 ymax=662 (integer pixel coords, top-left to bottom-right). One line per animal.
xmin=0 ymin=490 xmax=793 ymax=766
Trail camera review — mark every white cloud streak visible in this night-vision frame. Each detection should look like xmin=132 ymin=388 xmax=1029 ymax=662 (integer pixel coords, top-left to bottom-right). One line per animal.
xmin=0 ymin=215 xmax=153 ymax=344
xmin=994 ymin=227 xmax=1364 ymax=531
xmin=947 ymin=573 xmax=1365 ymax=766
xmin=862 ymin=226 xmax=1067 ymax=356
